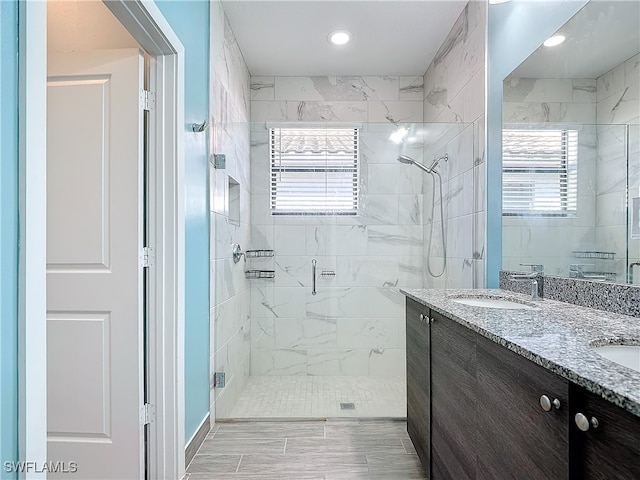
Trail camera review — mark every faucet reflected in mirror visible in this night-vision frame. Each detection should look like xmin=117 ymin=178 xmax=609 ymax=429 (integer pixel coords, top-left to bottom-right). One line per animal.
xmin=629 ymin=262 xmax=640 ymax=284
xmin=510 ymin=264 xmax=544 ymax=301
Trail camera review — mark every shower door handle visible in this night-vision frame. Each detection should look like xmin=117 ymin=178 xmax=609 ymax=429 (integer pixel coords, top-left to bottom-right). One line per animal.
xmin=311 ymin=259 xmax=317 ymax=295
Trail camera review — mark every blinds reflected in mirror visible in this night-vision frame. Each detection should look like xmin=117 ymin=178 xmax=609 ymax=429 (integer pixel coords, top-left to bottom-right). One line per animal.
xmin=502 ymin=128 xmax=578 ymax=217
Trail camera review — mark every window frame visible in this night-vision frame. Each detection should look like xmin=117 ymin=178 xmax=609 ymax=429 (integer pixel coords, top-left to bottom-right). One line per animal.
xmin=269 ymin=124 xmax=360 ymax=216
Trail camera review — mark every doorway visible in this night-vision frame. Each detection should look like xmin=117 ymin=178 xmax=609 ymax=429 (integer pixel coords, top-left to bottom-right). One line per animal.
xmin=19 ymin=1 xmax=185 ymax=478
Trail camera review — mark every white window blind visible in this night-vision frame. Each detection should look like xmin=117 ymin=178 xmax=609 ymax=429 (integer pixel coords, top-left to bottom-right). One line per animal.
xmin=270 ymin=127 xmax=359 ymax=215
xmin=502 ymin=129 xmax=578 ymax=216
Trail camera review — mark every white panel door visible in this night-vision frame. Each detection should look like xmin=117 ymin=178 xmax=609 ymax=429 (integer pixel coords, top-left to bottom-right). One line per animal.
xmin=46 ymin=49 xmax=145 ymax=479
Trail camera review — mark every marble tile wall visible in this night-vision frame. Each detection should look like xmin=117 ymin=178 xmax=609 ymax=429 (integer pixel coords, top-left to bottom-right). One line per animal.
xmin=250 ymin=76 xmax=424 ymax=123
xmin=249 ymin=76 xmax=426 ymax=379
xmin=422 ymin=0 xmax=486 ymax=289
xmin=501 ymin=77 xmax=598 ymax=277
xmin=502 ymin=78 xmax=597 ymax=124
xmin=596 ymin=53 xmax=640 ymax=282
xmin=209 ymin=0 xmax=252 ymax=420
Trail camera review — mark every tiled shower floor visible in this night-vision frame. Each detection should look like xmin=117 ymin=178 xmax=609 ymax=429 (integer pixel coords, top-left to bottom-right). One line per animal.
xmin=228 ymin=375 xmax=406 ymax=419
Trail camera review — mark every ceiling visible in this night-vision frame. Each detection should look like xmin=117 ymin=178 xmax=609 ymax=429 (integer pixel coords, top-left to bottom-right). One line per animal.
xmin=511 ymin=0 xmax=640 ymax=79
xmin=48 ymin=0 xmax=138 ymax=52
xmin=220 ymin=0 xmax=467 ymax=76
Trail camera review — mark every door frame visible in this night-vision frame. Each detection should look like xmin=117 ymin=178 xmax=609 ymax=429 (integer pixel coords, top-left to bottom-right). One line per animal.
xmin=18 ymin=1 xmax=186 ymax=478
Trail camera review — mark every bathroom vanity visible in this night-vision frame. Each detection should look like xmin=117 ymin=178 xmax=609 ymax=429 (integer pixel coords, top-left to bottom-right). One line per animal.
xmin=403 ymin=289 xmax=640 ymax=479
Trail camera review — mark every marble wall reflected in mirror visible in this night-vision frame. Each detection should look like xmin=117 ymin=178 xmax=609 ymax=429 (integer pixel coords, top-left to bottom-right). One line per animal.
xmin=501 ymin=0 xmax=640 ymax=284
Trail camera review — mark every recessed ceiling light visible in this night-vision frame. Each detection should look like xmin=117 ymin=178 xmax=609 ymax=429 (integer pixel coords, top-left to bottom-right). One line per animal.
xmin=488 ymin=0 xmax=511 ymax=4
xmin=543 ymin=34 xmax=566 ymax=47
xmin=328 ymin=30 xmax=351 ymax=46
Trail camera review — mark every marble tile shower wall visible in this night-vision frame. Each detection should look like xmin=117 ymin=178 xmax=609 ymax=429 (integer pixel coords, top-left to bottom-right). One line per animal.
xmin=209 ymin=0 xmax=252 ymax=419
xmin=422 ymin=0 xmax=486 ymax=289
xmin=502 ymin=77 xmax=598 ymax=276
xmin=596 ymin=54 xmax=640 ymax=282
xmin=248 ymin=76 xmax=425 ymax=377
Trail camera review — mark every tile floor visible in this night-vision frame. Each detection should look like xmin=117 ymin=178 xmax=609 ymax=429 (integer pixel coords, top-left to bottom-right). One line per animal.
xmin=228 ymin=375 xmax=406 ymax=419
xmin=185 ymin=419 xmax=427 ymax=479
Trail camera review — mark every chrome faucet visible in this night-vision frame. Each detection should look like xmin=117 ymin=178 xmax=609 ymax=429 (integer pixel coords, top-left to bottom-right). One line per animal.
xmin=510 ymin=264 xmax=544 ymax=301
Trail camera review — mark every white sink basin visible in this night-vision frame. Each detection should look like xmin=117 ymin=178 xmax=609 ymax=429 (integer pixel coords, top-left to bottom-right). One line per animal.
xmin=593 ymin=344 xmax=640 ymax=373
xmin=450 ymin=297 xmax=535 ymax=310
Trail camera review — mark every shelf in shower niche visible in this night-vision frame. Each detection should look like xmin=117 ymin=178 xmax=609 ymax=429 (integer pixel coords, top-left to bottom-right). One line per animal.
xmin=245 ymin=249 xmax=275 ymax=258
xmin=245 ymin=270 xmax=275 ymax=279
xmin=572 ymin=251 xmax=616 ymax=260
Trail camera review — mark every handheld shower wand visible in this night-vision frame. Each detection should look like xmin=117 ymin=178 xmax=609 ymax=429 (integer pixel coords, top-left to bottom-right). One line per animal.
xmin=396 ymin=154 xmax=448 ymax=278
xmin=397 ymin=154 xmax=447 ymax=173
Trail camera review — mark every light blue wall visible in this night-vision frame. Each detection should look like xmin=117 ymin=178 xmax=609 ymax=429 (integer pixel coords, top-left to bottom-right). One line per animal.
xmin=155 ymin=0 xmax=211 ymax=441
xmin=486 ymin=0 xmax=589 ymax=287
xmin=0 ymin=1 xmax=19 ymax=477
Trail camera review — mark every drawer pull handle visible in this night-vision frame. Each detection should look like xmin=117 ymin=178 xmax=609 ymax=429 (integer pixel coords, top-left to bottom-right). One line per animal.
xmin=575 ymin=413 xmax=599 ymax=431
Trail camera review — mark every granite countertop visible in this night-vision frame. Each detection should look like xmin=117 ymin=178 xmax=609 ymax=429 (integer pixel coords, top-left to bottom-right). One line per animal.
xmin=401 ymin=288 xmax=640 ymax=417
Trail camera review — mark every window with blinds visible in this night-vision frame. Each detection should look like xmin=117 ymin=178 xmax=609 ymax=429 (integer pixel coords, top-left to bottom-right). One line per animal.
xmin=270 ymin=126 xmax=359 ymax=215
xmin=502 ymin=128 xmax=578 ymax=217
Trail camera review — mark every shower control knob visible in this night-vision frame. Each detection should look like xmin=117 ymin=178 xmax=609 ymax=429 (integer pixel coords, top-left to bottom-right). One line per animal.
xmin=539 ymin=395 xmax=561 ymax=412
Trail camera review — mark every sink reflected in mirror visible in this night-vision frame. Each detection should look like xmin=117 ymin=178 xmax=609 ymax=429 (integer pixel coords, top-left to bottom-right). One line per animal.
xmin=450 ymin=297 xmax=536 ymax=310
xmin=592 ymin=343 xmax=640 ymax=373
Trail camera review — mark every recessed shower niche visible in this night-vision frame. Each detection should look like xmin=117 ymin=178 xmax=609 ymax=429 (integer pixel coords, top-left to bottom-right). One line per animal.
xmin=228 ymin=175 xmax=240 ymax=226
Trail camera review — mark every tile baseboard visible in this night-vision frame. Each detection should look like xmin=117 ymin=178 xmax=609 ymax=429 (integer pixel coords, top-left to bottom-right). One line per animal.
xmin=186 ymin=413 xmax=211 ymax=468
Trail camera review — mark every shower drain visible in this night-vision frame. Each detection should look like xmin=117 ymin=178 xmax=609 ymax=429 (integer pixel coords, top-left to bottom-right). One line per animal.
xmin=340 ymin=402 xmax=356 ymax=410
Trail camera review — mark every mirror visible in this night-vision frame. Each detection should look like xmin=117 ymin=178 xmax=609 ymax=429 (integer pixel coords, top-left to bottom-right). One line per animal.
xmin=501 ymin=0 xmax=640 ymax=284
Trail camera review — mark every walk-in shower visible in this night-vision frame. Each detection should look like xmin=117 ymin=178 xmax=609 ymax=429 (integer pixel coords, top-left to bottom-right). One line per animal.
xmin=213 ymin=120 xmax=475 ymax=421
xmin=397 ymin=154 xmax=448 ymax=277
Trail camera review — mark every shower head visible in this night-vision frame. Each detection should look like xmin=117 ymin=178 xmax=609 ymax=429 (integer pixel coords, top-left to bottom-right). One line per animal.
xmin=397 ymin=155 xmax=415 ymax=165
xmin=396 ymin=154 xmax=446 ymax=174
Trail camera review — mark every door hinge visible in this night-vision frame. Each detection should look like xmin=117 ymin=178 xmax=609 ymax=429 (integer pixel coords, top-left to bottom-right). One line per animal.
xmin=141 ymin=247 xmax=154 ymax=268
xmin=141 ymin=403 xmax=156 ymax=426
xmin=140 ymin=89 xmax=156 ymax=111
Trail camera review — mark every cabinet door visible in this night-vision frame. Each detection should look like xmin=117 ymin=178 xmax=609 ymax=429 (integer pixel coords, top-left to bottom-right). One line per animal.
xmin=571 ymin=385 xmax=640 ymax=479
xmin=406 ymin=298 xmax=430 ymax=474
xmin=431 ymin=311 xmax=477 ymax=480
xmin=476 ymin=335 xmax=569 ymax=480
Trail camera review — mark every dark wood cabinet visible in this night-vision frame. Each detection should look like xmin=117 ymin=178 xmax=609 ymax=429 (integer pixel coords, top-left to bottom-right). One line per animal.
xmin=405 ymin=301 xmax=640 ymax=480
xmin=430 ymin=311 xmax=477 ymax=480
xmin=405 ymin=298 xmax=431 ymax=474
xmin=476 ymin=335 xmax=569 ymax=480
xmin=570 ymin=384 xmax=640 ymax=479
